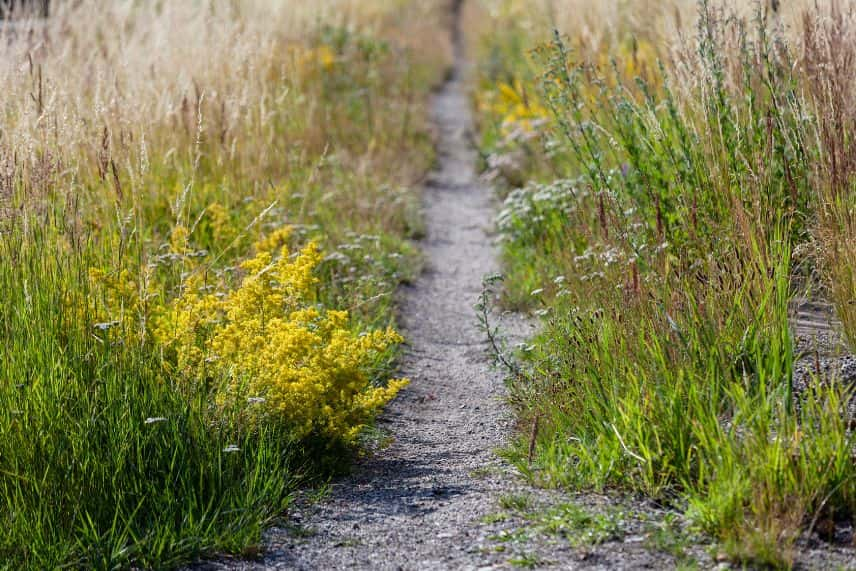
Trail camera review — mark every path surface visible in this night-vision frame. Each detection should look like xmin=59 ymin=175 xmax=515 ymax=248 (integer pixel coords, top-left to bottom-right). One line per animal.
xmin=236 ymin=6 xmax=538 ymax=569
xmin=228 ymin=32 xmax=697 ymax=564
xmin=197 ymin=6 xmax=856 ymax=570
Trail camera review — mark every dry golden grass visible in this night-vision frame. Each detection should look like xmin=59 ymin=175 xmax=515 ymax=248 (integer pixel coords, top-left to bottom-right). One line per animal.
xmin=0 ymin=0 xmax=450 ymax=229
xmin=463 ymin=0 xmax=818 ymax=63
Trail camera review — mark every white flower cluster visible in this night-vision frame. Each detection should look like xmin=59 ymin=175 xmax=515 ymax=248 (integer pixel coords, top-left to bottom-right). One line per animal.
xmin=496 ymin=178 xmax=584 ymax=240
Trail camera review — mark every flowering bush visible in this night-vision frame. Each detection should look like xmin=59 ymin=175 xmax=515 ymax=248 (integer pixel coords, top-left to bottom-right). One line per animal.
xmin=477 ymin=79 xmax=549 ymax=135
xmin=155 ymin=228 xmax=408 ymax=443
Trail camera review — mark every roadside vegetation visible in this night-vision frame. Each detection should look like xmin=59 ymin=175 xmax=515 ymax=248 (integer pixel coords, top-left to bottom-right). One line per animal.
xmin=467 ymin=0 xmax=856 ymax=566
xmin=0 ymin=1 xmax=449 ymax=567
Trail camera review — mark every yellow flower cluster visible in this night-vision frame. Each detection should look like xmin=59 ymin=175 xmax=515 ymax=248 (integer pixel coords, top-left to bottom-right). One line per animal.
xmin=155 ymin=228 xmax=408 ymax=443
xmin=478 ymin=79 xmax=549 ymax=134
xmin=206 ymin=202 xmax=232 ymax=240
xmin=88 ymin=265 xmax=155 ymax=341
xmin=293 ymin=43 xmax=337 ymax=79
xmin=477 ymin=39 xmax=662 ymax=141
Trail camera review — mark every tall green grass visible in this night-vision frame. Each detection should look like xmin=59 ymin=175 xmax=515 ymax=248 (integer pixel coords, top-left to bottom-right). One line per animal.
xmin=0 ymin=227 xmax=302 ymax=569
xmin=480 ymin=1 xmax=856 ymax=565
xmin=0 ymin=1 xmax=450 ymax=567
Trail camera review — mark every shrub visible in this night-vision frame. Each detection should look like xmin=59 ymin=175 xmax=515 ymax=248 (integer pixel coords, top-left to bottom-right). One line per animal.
xmin=155 ymin=230 xmax=408 ymax=444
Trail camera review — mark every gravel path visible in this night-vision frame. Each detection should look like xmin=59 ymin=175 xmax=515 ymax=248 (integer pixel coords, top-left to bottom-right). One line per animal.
xmin=213 ymin=8 xmax=709 ymax=570
xmin=222 ymin=6 xmax=546 ymax=569
xmin=193 ymin=5 xmax=856 ymax=570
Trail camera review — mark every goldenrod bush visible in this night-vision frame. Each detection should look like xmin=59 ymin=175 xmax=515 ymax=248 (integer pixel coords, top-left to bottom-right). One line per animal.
xmin=155 ymin=231 xmax=408 ymax=444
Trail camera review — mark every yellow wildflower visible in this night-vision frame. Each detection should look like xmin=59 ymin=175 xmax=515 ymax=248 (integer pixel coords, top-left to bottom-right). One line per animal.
xmin=252 ymin=226 xmax=293 ymax=255
xmin=154 ymin=229 xmax=408 ymax=443
xmin=316 ymin=45 xmax=336 ymax=71
xmin=484 ymin=79 xmax=549 ymax=135
xmin=87 ymin=265 xmax=156 ymax=342
xmin=207 ymin=202 xmax=231 ymax=237
xmin=169 ymin=225 xmax=190 ymax=254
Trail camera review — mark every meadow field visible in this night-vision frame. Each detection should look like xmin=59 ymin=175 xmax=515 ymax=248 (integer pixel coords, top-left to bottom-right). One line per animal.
xmin=1 ymin=0 xmax=855 ymax=568
xmin=0 ymin=1 xmax=449 ymax=567
xmin=468 ymin=0 xmax=856 ymax=566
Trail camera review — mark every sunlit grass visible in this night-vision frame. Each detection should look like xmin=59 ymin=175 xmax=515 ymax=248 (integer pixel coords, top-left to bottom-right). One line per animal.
xmin=470 ymin=0 xmax=856 ymax=566
xmin=0 ymin=0 xmax=449 ymax=567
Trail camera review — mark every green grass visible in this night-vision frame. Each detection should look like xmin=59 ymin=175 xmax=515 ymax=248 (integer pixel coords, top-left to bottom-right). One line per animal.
xmin=0 ymin=232 xmax=299 ymax=568
xmin=482 ymin=498 xmax=631 ymax=568
xmin=508 ymin=552 xmax=544 ymax=568
xmin=499 ymin=493 xmax=534 ymax=511
xmin=530 ymin=503 xmax=623 ymax=547
xmin=481 ymin=511 xmax=511 ymax=524
xmin=644 ymin=514 xmax=699 ymax=565
xmin=0 ymin=2 xmax=446 ymax=567
xmin=473 ymin=1 xmax=856 ymax=567
xmin=491 ymin=493 xmax=625 ymax=549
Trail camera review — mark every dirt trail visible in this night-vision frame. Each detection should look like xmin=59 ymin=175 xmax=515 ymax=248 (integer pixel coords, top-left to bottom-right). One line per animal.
xmin=196 ymin=4 xmax=856 ymax=570
xmin=227 ymin=5 xmax=538 ymax=569
xmin=203 ymin=6 xmax=719 ymax=569
xmin=226 ymin=28 xmax=682 ymax=560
